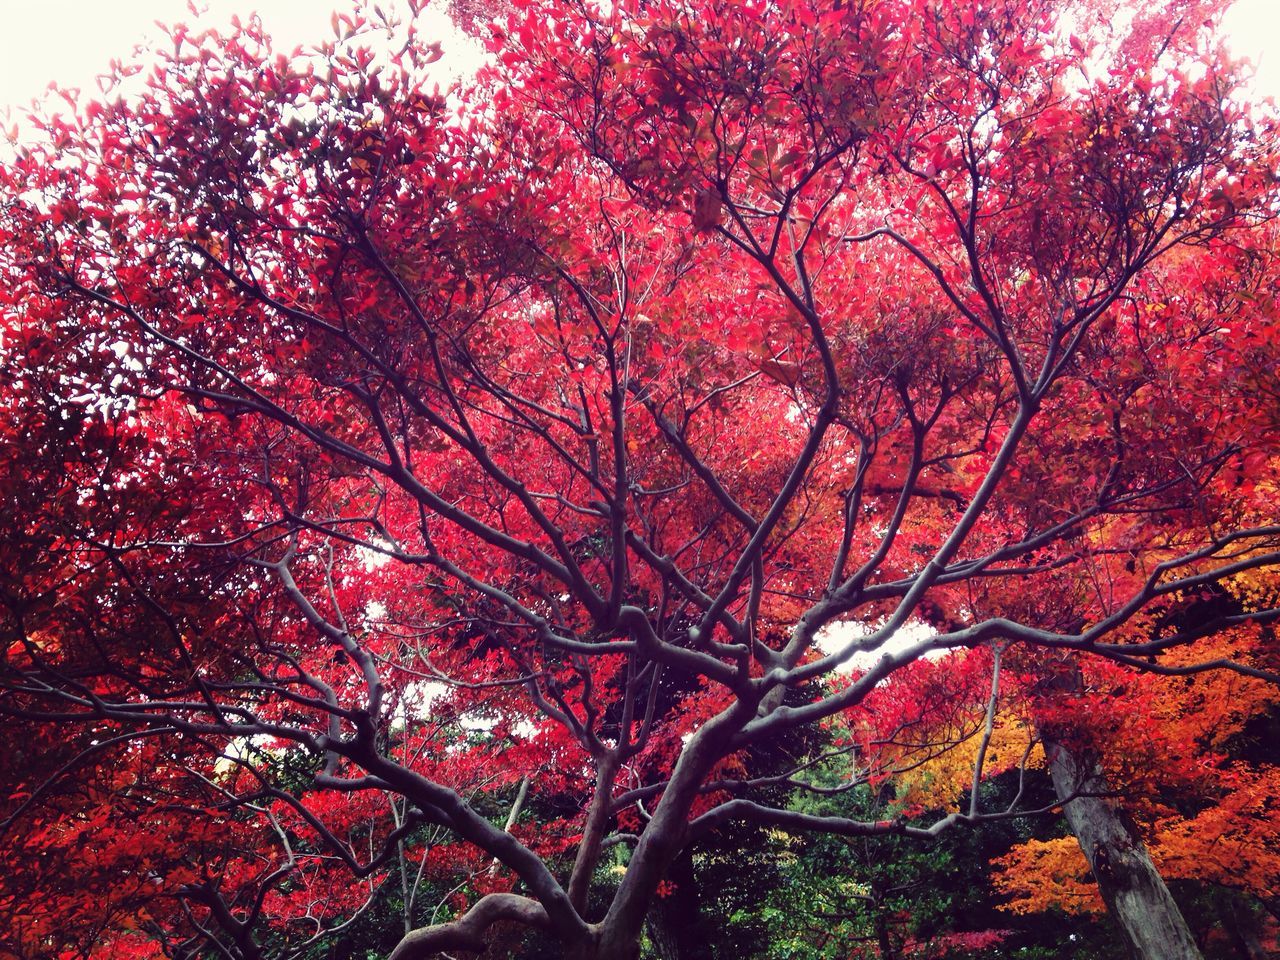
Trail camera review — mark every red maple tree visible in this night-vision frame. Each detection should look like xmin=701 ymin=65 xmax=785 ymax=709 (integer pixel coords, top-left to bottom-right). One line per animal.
xmin=2 ymin=0 xmax=1278 ymax=957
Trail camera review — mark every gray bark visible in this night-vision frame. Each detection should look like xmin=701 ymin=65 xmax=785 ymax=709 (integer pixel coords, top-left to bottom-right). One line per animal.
xmin=1044 ymin=736 xmax=1203 ymax=960
xmin=387 ymin=894 xmax=551 ymax=960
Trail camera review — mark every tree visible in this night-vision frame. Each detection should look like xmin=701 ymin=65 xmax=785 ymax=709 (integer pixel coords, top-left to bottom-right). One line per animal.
xmin=2 ymin=0 xmax=1278 ymax=958
xmin=993 ymin=574 xmax=1280 ymax=953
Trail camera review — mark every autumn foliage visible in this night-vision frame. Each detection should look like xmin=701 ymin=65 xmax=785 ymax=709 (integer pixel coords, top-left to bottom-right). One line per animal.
xmin=1 ymin=0 xmax=1278 ymax=957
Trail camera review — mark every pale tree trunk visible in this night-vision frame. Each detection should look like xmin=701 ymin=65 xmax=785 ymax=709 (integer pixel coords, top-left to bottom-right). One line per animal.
xmin=1044 ymin=735 xmax=1203 ymax=960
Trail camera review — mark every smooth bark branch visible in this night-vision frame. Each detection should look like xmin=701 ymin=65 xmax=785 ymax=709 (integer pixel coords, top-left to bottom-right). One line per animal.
xmin=388 ymin=894 xmax=551 ymax=960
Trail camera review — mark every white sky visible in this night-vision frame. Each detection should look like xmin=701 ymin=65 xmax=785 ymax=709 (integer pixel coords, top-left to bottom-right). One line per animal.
xmin=0 ymin=0 xmax=479 ymax=114
xmin=0 ymin=0 xmax=1276 ymax=114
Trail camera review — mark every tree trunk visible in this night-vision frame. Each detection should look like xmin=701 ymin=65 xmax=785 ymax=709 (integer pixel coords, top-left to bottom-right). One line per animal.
xmin=1220 ymin=890 xmax=1269 ymax=960
xmin=873 ymin=905 xmax=898 ymax=960
xmin=1044 ymin=735 xmax=1203 ymax=960
xmin=642 ymin=848 xmax=709 ymax=960
xmin=588 ymin=930 xmax=642 ymax=960
xmin=645 ymin=910 xmax=683 ymax=960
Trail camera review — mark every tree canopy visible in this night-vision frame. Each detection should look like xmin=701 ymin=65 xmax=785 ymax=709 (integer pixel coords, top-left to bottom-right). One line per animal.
xmin=1 ymin=0 xmax=1278 ymax=958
